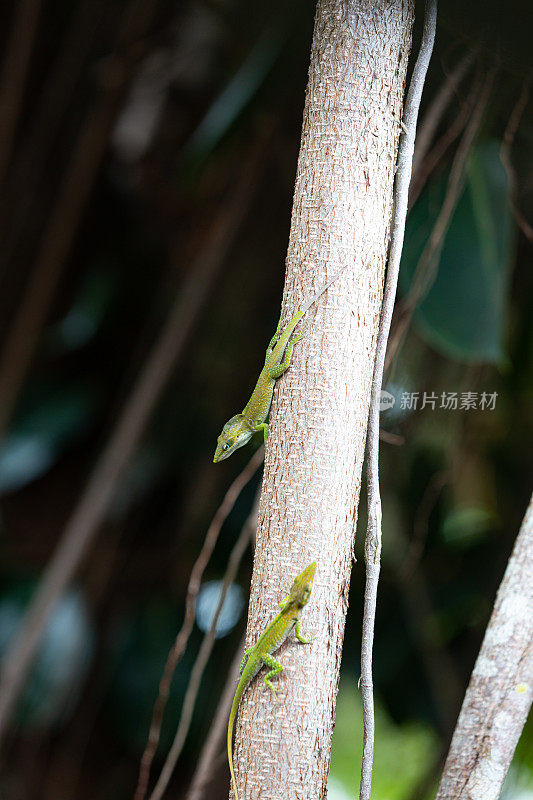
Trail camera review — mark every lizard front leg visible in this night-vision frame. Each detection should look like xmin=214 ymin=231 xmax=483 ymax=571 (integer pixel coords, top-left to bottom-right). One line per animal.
xmin=262 ymin=654 xmax=283 ymax=693
xmin=252 ymin=422 xmax=268 ymax=443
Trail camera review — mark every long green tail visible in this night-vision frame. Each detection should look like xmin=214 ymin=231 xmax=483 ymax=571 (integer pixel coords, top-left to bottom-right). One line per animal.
xmin=227 ymin=679 xmax=246 ymax=800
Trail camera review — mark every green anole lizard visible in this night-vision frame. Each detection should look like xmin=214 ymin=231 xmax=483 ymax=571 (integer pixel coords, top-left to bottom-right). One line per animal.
xmin=213 ymin=266 xmax=348 ymax=462
xmin=227 ymin=561 xmax=316 ymax=800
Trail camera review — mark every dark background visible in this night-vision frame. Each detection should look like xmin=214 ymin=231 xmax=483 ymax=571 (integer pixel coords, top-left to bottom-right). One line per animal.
xmin=0 ymin=0 xmax=531 ymax=798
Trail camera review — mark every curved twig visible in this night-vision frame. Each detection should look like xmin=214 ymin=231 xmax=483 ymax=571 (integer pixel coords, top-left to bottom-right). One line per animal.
xmin=409 ymin=50 xmax=474 ymax=206
xmin=0 ymin=0 xmax=159 ymax=441
xmin=0 ymin=0 xmax=43 ymax=190
xmin=134 ymin=448 xmax=263 ymax=800
xmin=359 ymin=3 xmax=437 ymax=799
xmin=147 ymin=492 xmax=259 ymax=800
xmin=185 ymin=634 xmax=246 ymax=800
xmin=409 ymin=68 xmax=480 ymax=209
xmin=500 ymin=82 xmax=533 ymax=242
xmin=385 ymin=66 xmax=494 ymax=371
xmin=0 ymin=141 xmax=265 ymax=747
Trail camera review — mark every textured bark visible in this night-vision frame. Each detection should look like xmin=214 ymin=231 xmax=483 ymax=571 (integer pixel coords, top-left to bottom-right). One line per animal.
xmin=232 ymin=2 xmax=414 ymax=799
xmin=435 ymin=494 xmax=533 ymax=800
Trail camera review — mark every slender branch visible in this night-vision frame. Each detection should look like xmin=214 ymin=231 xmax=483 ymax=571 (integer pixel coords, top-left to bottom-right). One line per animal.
xmin=407 ymin=71 xmax=494 ymax=309
xmin=398 ymin=470 xmax=448 ymax=580
xmin=435 ymin=493 xmax=533 ymax=800
xmin=134 ymin=448 xmax=263 ymax=800
xmin=0 ymin=0 xmax=160 ymax=441
xmin=147 ymin=493 xmax=259 ymax=800
xmin=410 ymin=50 xmax=473 ymax=205
xmin=0 ymin=0 xmax=43 ymax=190
xmin=391 ymin=472 xmax=460 ymax=736
xmin=358 ymin=3 xmax=437 ymax=799
xmin=500 ymin=83 xmax=533 ymax=242
xmin=385 ymin=67 xmax=494 ymax=370
xmin=409 ymin=70 xmax=480 ymax=209
xmin=0 ymin=141 xmax=265 ymax=747
xmin=184 ymin=639 xmax=245 ymax=800
xmin=0 ymin=0 xmax=104 ymax=271
xmin=378 ymin=429 xmax=405 ymax=446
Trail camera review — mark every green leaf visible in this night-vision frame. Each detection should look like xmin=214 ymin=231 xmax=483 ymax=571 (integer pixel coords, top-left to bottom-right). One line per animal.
xmin=400 ymin=141 xmax=513 ymax=363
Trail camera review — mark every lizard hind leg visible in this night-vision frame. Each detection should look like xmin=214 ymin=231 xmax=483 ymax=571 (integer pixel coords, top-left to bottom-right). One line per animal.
xmin=264 ymin=317 xmax=283 ymax=362
xmin=269 ymin=324 xmax=308 ymax=380
xmin=239 ymin=647 xmax=253 ymax=675
xmin=262 ymin=654 xmax=283 ymax=695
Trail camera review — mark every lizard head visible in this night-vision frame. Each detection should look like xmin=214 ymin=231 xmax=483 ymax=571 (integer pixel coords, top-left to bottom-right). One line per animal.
xmin=213 ymin=414 xmax=254 ymax=462
xmin=281 ymin=561 xmax=316 ymax=610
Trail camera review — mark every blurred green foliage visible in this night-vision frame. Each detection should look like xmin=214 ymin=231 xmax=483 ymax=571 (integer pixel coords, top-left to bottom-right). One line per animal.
xmin=329 ymin=681 xmax=438 ymax=799
xmin=400 ymin=141 xmax=513 ymax=363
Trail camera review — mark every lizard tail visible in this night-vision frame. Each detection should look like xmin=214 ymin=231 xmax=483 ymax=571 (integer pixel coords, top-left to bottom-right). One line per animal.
xmin=227 ymin=689 xmax=242 ymax=800
xmin=298 ymin=263 xmax=349 ymax=317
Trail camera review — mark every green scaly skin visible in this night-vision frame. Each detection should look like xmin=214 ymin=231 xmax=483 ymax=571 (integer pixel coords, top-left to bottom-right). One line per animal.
xmin=213 ymin=265 xmax=348 ymax=462
xmin=227 ymin=562 xmax=316 ymax=800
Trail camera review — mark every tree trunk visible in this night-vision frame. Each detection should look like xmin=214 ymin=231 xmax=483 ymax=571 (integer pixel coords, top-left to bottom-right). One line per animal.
xmin=435 ymin=493 xmax=533 ymax=800
xmin=232 ymin=2 xmax=414 ymax=798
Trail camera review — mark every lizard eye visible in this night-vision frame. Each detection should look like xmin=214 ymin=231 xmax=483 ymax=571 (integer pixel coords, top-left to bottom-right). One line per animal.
xmin=224 ymin=440 xmax=233 ymax=451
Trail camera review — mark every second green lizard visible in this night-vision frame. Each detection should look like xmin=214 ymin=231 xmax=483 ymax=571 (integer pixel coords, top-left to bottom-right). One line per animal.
xmin=227 ymin=561 xmax=316 ymax=800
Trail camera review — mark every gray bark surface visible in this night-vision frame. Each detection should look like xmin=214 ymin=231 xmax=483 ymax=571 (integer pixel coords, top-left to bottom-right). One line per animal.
xmin=436 ymin=493 xmax=533 ymax=800
xmin=231 ymin=2 xmax=414 ymax=798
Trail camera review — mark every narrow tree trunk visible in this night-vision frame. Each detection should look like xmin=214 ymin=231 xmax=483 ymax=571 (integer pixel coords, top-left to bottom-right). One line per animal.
xmin=435 ymin=493 xmax=533 ymax=800
xmin=232 ymin=2 xmax=414 ymax=798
